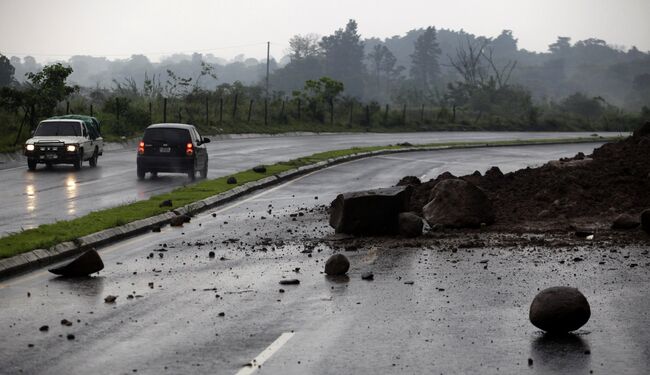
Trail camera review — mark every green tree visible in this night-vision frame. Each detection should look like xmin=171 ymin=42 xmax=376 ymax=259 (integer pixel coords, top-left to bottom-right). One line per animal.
xmin=409 ymin=26 xmax=441 ymax=95
xmin=292 ymin=77 xmax=344 ymax=122
xmin=367 ymin=45 xmax=403 ymax=100
xmin=0 ymin=54 xmax=15 ymax=87
xmin=319 ymin=20 xmax=365 ymax=98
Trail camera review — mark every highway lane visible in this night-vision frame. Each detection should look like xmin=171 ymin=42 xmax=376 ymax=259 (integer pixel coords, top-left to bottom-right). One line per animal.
xmin=2 ymin=143 xmax=647 ymax=375
xmin=0 ymin=131 xmax=619 ymax=236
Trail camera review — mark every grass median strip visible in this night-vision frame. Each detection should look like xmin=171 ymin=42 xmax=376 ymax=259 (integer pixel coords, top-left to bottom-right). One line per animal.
xmin=0 ymin=136 xmax=619 ymax=259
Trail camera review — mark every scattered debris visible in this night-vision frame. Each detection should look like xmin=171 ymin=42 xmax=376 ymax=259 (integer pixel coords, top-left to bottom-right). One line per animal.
xmin=104 ymin=295 xmax=118 ymax=303
xmin=39 ymin=325 xmax=49 ymax=332
xmin=48 ymin=249 xmax=104 ymax=277
xmin=279 ymin=279 xmax=300 ymax=285
xmin=361 ymin=272 xmax=374 ymax=281
xmin=61 ymin=319 xmax=72 ymax=326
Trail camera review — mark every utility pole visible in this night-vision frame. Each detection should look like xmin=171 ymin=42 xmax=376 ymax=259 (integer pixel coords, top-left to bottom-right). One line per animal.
xmin=265 ymin=41 xmax=270 ymax=126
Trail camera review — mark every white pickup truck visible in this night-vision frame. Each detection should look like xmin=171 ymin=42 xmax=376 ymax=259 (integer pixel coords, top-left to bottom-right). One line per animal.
xmin=24 ymin=115 xmax=104 ymax=170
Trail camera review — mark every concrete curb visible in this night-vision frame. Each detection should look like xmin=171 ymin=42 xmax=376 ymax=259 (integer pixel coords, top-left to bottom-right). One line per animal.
xmin=0 ymin=138 xmax=610 ymax=280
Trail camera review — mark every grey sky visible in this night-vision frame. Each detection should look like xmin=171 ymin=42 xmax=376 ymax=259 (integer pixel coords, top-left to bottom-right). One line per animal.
xmin=1 ymin=0 xmax=649 ymax=62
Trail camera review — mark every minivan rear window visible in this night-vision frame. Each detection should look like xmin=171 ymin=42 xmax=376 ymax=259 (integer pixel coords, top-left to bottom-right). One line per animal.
xmin=143 ymin=128 xmax=191 ymax=144
xmin=34 ymin=121 xmax=81 ymax=136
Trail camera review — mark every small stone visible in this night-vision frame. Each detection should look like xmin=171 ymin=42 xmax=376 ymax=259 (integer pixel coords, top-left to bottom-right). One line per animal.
xmin=361 ymin=272 xmax=374 ymax=281
xmin=529 ymin=286 xmax=590 ymax=333
xmin=39 ymin=325 xmax=49 ymax=332
xmin=528 ymin=358 xmax=533 ymax=366
xmin=151 ymin=225 xmax=161 ymax=233
xmin=67 ymin=334 xmax=75 ymax=340
xmin=324 ymin=254 xmax=350 ymax=276
xmin=208 ymin=251 xmax=215 ymax=258
xmin=227 ymin=176 xmax=237 ymax=184
xmin=252 ymin=165 xmax=266 ymax=173
xmin=159 ymin=199 xmax=172 ymax=208
xmin=279 ymin=279 xmax=300 ymax=285
xmin=218 ymin=312 xmax=225 ymax=317
xmin=104 ymin=295 xmax=117 ymax=303
xmin=279 ymin=289 xmax=285 ymax=293
xmin=61 ymin=319 xmax=72 ymax=326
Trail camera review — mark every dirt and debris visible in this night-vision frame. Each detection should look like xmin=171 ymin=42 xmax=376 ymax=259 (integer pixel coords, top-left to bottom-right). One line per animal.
xmin=404 ymin=123 xmax=650 ymax=238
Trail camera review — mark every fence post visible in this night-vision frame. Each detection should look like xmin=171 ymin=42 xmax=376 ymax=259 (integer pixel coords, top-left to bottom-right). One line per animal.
xmin=90 ymin=104 xmax=94 ymax=117
xmin=330 ymin=99 xmax=334 ymax=125
xmin=384 ymin=104 xmax=389 ymax=124
xmin=148 ymin=102 xmax=152 ymax=124
xmin=420 ymin=104 xmax=424 ymax=122
xmin=365 ymin=105 xmax=370 ymax=127
xmin=402 ymin=104 xmax=407 ymax=125
xmin=115 ymin=98 xmax=120 ymax=127
xmin=177 ymin=107 xmax=182 ymax=123
xmin=66 ymin=101 xmax=70 ymax=115
xmin=205 ymin=97 xmax=209 ymax=127
xmin=232 ymin=93 xmax=238 ymax=119
xmin=264 ymin=99 xmax=268 ymax=125
xmin=280 ymin=99 xmax=285 ymax=118
xmin=348 ymin=102 xmax=354 ymax=127
xmin=219 ymin=97 xmax=223 ymax=124
xmin=297 ymin=99 xmax=301 ymax=121
xmin=247 ymin=100 xmax=254 ymax=123
xmin=163 ymin=98 xmax=167 ymax=123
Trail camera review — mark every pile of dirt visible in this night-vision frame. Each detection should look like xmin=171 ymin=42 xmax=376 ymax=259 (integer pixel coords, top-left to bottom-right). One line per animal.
xmin=404 ymin=123 xmax=650 ymax=233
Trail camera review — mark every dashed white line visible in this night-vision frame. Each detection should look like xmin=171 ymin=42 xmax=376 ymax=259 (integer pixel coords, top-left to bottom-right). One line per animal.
xmin=235 ymin=332 xmax=295 ymax=375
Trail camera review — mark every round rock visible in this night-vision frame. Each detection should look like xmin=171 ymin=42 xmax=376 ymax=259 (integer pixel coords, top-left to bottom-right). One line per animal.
xmin=325 ymin=254 xmax=350 ymax=276
xmin=529 ymin=286 xmax=590 ymax=333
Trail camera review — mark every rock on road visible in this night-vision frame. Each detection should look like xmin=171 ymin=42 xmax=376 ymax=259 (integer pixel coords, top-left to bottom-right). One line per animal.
xmin=1 ymin=143 xmax=648 ymax=375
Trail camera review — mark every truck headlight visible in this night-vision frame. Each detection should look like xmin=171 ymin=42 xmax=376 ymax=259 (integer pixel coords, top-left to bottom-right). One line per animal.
xmin=66 ymin=145 xmax=77 ymax=152
xmin=26 ymin=144 xmax=35 ymax=151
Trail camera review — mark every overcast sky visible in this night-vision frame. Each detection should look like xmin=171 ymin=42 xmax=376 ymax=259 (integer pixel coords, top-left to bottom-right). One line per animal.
xmin=1 ymin=0 xmax=649 ymax=62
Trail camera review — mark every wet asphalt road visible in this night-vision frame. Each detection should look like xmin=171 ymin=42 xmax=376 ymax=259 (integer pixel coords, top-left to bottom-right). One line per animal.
xmin=0 ymin=131 xmax=619 ymax=236
xmin=1 ymin=143 xmax=648 ymax=375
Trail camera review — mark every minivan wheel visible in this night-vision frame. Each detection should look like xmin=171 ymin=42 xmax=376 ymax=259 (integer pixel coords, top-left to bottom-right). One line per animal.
xmin=137 ymin=167 xmax=146 ymax=180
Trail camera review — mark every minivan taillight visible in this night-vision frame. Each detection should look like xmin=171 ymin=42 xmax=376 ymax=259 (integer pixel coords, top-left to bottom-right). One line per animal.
xmin=186 ymin=143 xmax=193 ymax=156
xmin=138 ymin=141 xmax=145 ymax=155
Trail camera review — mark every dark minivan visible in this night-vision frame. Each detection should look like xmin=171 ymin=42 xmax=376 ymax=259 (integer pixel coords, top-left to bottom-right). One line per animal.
xmin=136 ymin=123 xmax=209 ymax=180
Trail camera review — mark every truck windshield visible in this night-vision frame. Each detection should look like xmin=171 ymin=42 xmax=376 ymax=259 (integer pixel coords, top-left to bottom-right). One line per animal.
xmin=34 ymin=122 xmax=81 ymax=137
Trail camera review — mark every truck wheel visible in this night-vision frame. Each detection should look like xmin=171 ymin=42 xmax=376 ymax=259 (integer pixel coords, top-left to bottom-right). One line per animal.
xmin=27 ymin=159 xmax=37 ymax=171
xmin=137 ymin=167 xmax=146 ymax=180
xmin=73 ymin=155 xmax=82 ymax=170
xmin=89 ymin=148 xmax=98 ymax=167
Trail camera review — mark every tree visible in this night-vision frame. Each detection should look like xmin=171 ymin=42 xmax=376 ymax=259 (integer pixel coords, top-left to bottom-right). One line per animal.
xmin=0 ymin=63 xmax=77 ymax=129
xmin=409 ymin=26 xmax=441 ymax=94
xmin=367 ymin=45 xmax=403 ymax=99
xmin=288 ymin=34 xmax=321 ymax=61
xmin=319 ymin=19 xmax=365 ymax=98
xmin=0 ymin=54 xmax=15 ymax=87
xmin=292 ymin=77 xmax=344 ymax=122
xmin=549 ymin=37 xmax=572 ymax=55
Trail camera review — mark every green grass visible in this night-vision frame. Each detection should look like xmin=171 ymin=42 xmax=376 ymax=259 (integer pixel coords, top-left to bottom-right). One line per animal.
xmin=0 ymin=135 xmax=621 ymax=259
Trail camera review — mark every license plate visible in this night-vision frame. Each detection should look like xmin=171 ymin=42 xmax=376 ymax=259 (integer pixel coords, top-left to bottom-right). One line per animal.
xmin=45 ymin=154 xmax=58 ymax=160
xmin=159 ymin=147 xmax=170 ymax=153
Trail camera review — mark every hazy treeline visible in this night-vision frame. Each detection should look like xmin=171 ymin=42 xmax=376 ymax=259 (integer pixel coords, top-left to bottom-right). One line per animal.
xmin=6 ymin=22 xmax=650 ymax=110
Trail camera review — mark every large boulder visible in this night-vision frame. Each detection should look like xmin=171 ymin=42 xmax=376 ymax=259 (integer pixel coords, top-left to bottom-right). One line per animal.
xmin=324 ymin=254 xmax=350 ymax=275
xmin=49 ymin=249 xmax=104 ymax=277
xmin=641 ymin=209 xmax=650 ymax=234
xmin=423 ymin=179 xmax=494 ymax=228
xmin=529 ymin=286 xmax=591 ymax=333
xmin=329 ymin=186 xmax=410 ymax=235
xmin=398 ymin=212 xmax=423 ymax=238
xmin=611 ymin=213 xmax=640 ymax=230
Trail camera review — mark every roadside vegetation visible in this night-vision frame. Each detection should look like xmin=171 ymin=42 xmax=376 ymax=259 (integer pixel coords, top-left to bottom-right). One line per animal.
xmin=1 ymin=20 xmax=649 ymax=153
xmin=0 ymin=135 xmax=621 ymax=259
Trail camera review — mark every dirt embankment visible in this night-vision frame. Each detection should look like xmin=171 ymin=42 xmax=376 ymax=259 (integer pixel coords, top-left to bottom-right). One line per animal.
xmin=404 ymin=123 xmax=650 ymax=236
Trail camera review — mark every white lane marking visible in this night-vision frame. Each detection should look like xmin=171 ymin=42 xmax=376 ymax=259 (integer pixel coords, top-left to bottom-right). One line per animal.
xmin=235 ymin=332 xmax=295 ymax=375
